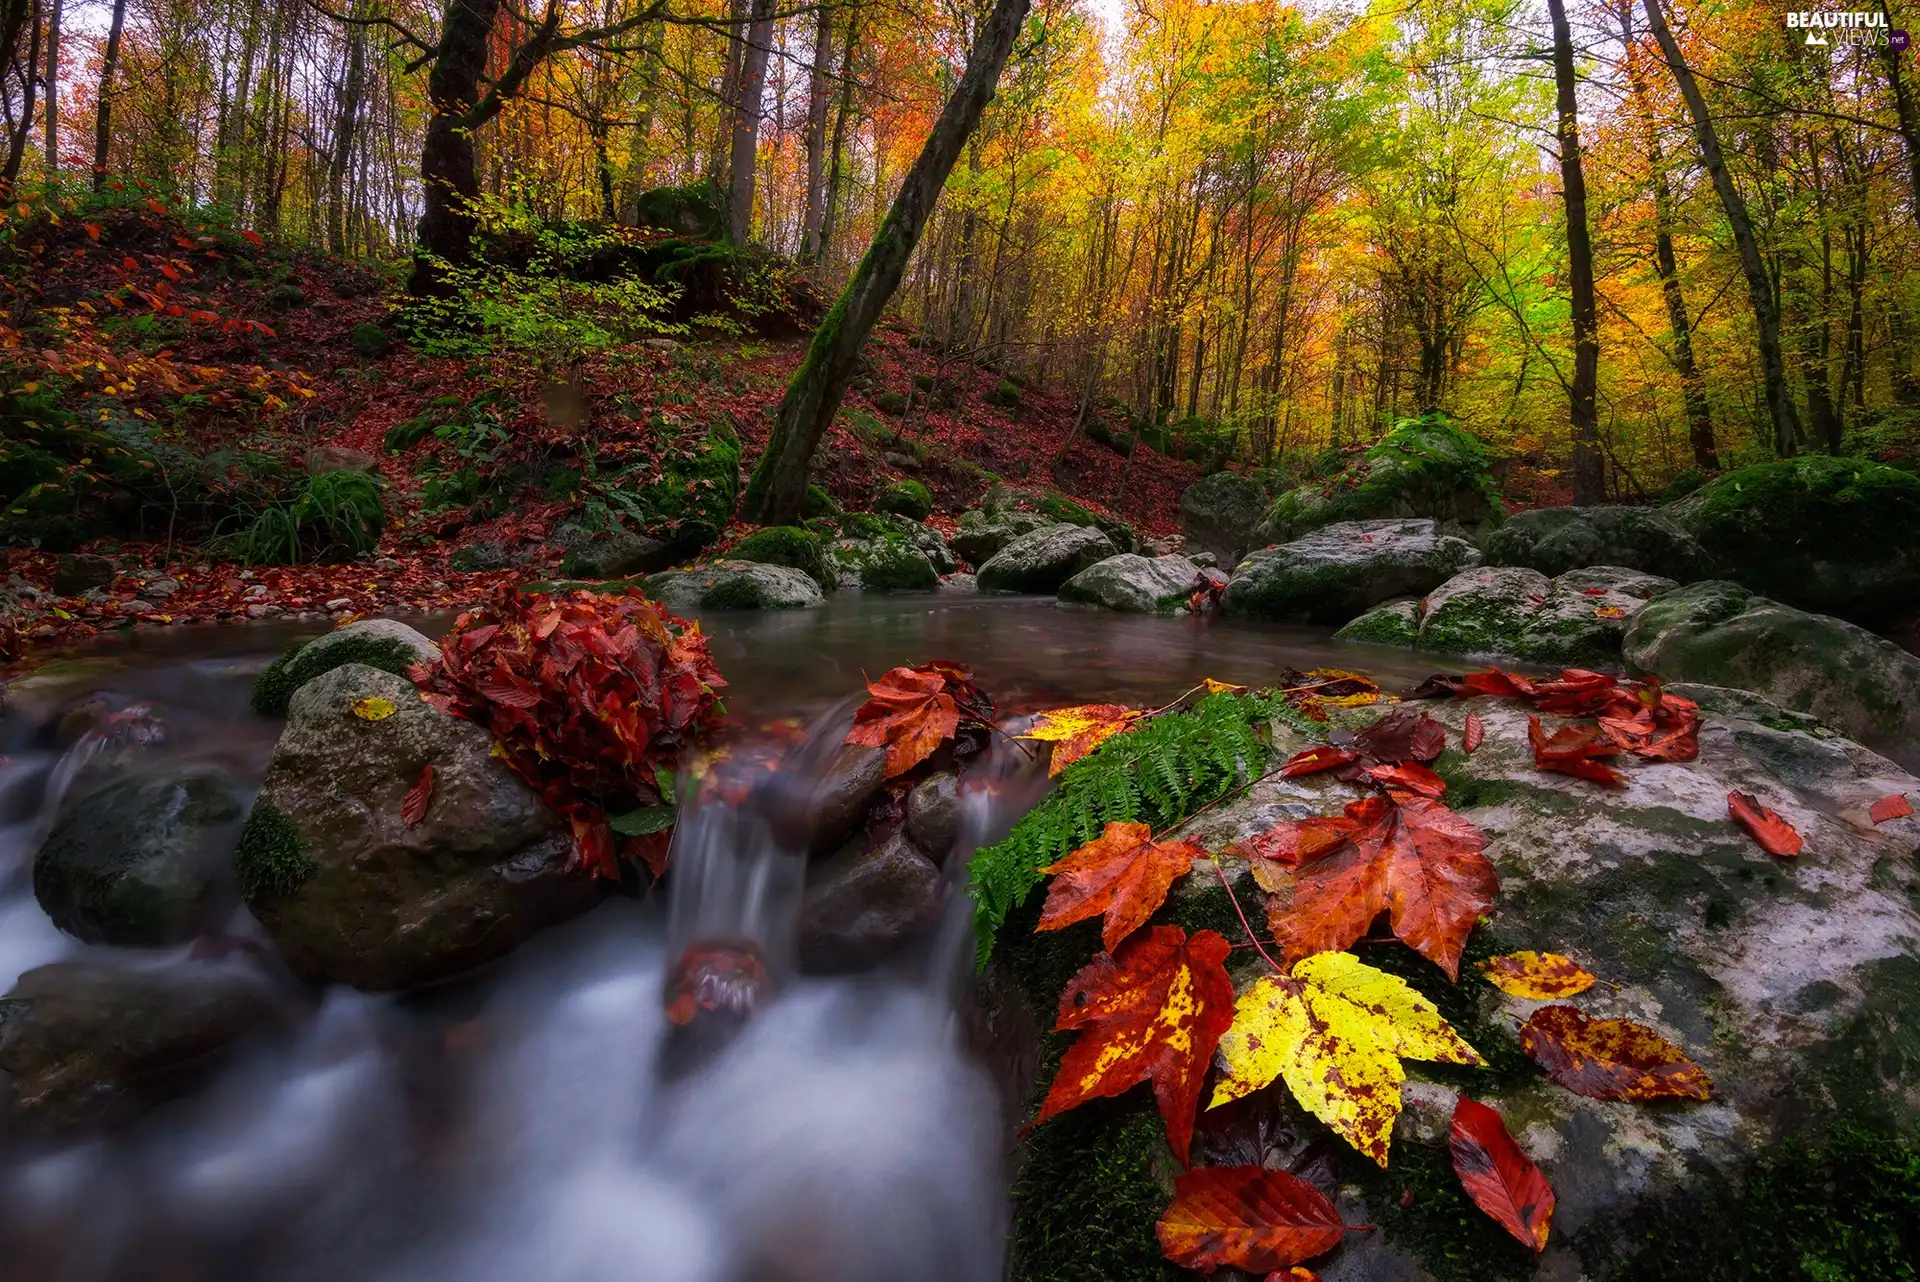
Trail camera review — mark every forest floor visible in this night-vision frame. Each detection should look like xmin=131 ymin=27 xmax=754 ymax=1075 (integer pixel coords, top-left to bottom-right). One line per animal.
xmin=0 ymin=197 xmax=1206 ymax=666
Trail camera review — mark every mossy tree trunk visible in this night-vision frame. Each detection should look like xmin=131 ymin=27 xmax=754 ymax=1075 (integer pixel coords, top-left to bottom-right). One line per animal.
xmin=1548 ymin=0 xmax=1602 ymax=504
xmin=1643 ymin=0 xmax=1801 ymax=458
xmin=741 ymin=0 xmax=1033 ymax=525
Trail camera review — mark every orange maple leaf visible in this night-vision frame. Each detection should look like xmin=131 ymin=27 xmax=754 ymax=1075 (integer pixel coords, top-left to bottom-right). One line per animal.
xmin=1518 ymin=1004 xmax=1713 ymax=1101
xmin=844 ymin=665 xmax=961 ymax=777
xmin=1037 ymin=821 xmax=1203 ymax=952
xmin=1034 ymin=925 xmax=1235 ymax=1166
xmin=1155 ymin=1165 xmax=1352 ymax=1273
xmin=1023 ymin=702 xmax=1144 ymax=775
xmin=1269 ymin=793 xmax=1498 ymax=979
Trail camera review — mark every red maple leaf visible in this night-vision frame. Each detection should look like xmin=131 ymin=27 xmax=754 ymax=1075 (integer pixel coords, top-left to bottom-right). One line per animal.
xmin=1037 ymin=822 xmax=1204 ymax=953
xmin=1728 ymin=791 xmax=1803 ymax=856
xmin=1270 ymin=792 xmax=1499 ymax=979
xmin=1527 ymin=715 xmax=1626 ymax=788
xmin=1519 ymin=1004 xmax=1713 ymax=1101
xmin=1449 ymin=1096 xmax=1555 ymax=1253
xmin=1234 ymin=814 xmax=1358 ymax=868
xmin=1034 ymin=925 xmax=1235 ymax=1166
xmin=1463 ymin=712 xmax=1485 ymax=754
xmin=1280 ymin=744 xmax=1359 ymax=777
xmin=844 ymin=660 xmax=994 ymax=778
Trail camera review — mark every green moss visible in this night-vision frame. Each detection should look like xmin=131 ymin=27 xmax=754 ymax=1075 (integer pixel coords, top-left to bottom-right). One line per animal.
xmin=250 ymin=634 xmax=419 ymax=716
xmin=803 ymin=483 xmax=841 ymax=518
xmin=1011 ymin=1096 xmax=1180 ymax=1282
xmin=1261 ymin=411 xmax=1504 ymax=542
xmin=728 ymin=525 xmax=828 ymax=586
xmin=876 ymin=479 xmax=934 ymax=520
xmin=698 ymin=574 xmax=772 ymax=609
xmin=831 ymin=532 xmax=938 ymax=592
xmin=349 ymin=322 xmax=390 ymax=359
xmin=600 ymin=413 xmax=741 ymax=554
xmin=234 ymin=801 xmax=317 ymax=899
xmin=383 ymin=417 xmax=436 ymax=452
xmin=1334 ymin=600 xmax=1421 ymax=647
xmin=986 ymin=379 xmax=1023 ymax=409
xmin=873 ymin=390 xmax=909 ymax=415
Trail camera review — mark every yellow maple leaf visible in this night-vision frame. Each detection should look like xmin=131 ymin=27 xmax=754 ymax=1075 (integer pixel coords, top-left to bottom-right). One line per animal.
xmin=350 ymin=696 xmax=397 ymax=721
xmin=1021 ymin=703 xmax=1143 ymax=776
xmin=1478 ymin=950 xmax=1597 ymax=999
xmin=1201 ymin=677 xmax=1247 ymax=695
xmin=1210 ymin=951 xmax=1483 ymax=1165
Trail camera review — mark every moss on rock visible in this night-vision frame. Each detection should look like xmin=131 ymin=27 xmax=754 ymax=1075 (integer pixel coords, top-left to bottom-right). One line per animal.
xmin=250 ymin=633 xmax=421 ymax=716
xmin=1258 ymin=412 xmax=1503 ymax=543
xmin=875 ymin=478 xmax=934 ymax=520
xmin=234 ymin=801 xmax=317 ymax=898
xmin=728 ymin=525 xmax=829 ymax=587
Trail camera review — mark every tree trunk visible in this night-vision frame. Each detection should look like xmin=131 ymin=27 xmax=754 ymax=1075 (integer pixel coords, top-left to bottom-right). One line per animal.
xmin=1643 ymin=0 xmax=1800 ymax=456
xmin=798 ymin=0 xmax=833 ymax=260
xmin=1548 ymin=0 xmax=1602 ymax=503
xmin=1650 ymin=147 xmax=1716 ymax=469
xmin=816 ymin=9 xmax=859 ymax=266
xmin=726 ymin=0 xmax=775 ymax=243
xmin=1 ymin=0 xmax=41 ymax=196
xmin=408 ymin=0 xmax=501 ymax=294
xmin=710 ymin=0 xmax=747 ymax=181
xmin=90 ymin=0 xmax=128 ymax=190
xmin=41 ymin=0 xmax=58 ymax=187
xmin=741 ymin=0 xmax=1033 ymax=524
xmin=326 ymin=16 xmax=367 ymax=255
xmin=1878 ymin=2 xmax=1920 ymax=225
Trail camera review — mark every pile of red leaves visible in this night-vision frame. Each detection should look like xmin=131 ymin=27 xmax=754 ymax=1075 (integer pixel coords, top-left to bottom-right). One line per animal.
xmin=412 ymin=586 xmax=726 ymax=879
xmin=1412 ymin=666 xmax=1701 ymax=782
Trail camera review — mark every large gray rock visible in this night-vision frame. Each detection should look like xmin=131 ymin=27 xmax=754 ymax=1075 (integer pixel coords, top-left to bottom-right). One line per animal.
xmin=1152 ymin=694 xmax=1920 ymax=1279
xmin=645 ymin=560 xmax=826 ymax=610
xmin=1623 ymin=580 xmax=1920 ymax=772
xmin=240 ymin=664 xmax=603 ymax=990
xmin=1482 ymin=504 xmax=1718 ymax=582
xmin=53 ymin=553 xmax=116 ymax=597
xmin=950 ymin=509 xmax=1052 ymax=566
xmin=826 ymin=536 xmax=940 ymax=592
xmin=1222 ymin=518 xmax=1481 ymax=623
xmin=33 ymin=767 xmax=246 ymax=946
xmin=977 ymin=525 xmax=1117 ymax=594
xmin=0 ymin=957 xmax=289 ymax=1127
xmin=1336 ymin=564 xmax=1675 ymax=665
xmin=1179 ymin=471 xmax=1272 ymax=568
xmin=560 ymin=530 xmax=678 ymax=580
xmin=1058 ymin=553 xmax=1200 ymax=614
xmin=299 ymin=616 xmax=440 ymax=669
xmin=798 ymin=832 xmax=945 ymax=973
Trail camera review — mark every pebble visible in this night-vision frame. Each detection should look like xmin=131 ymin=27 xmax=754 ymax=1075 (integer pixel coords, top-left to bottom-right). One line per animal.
xmin=121 ymin=600 xmax=156 ymax=615
xmin=245 ymin=604 xmax=285 ymax=619
xmin=141 ymin=578 xmax=182 ymax=600
xmin=324 ymin=598 xmax=353 ymax=611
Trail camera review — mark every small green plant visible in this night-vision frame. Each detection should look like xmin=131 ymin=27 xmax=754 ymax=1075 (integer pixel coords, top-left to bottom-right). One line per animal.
xmin=211 ymin=470 xmax=383 ymax=565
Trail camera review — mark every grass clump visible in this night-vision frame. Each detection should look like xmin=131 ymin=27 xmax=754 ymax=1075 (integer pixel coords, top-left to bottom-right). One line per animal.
xmin=211 ymin=470 xmax=384 ymax=566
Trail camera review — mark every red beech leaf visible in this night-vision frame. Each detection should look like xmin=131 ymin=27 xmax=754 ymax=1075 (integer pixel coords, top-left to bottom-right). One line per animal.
xmin=1519 ymin=1004 xmax=1714 ymax=1101
xmin=1449 ymin=1096 xmax=1555 ymax=1252
xmin=401 ymin=764 xmax=435 ymax=826
xmin=1281 ymin=744 xmax=1359 ymax=777
xmin=1037 ymin=821 xmax=1204 ymax=953
xmin=1035 ymin=925 xmax=1235 ymax=1166
xmin=1869 ymin=793 xmax=1913 ymax=824
xmin=1728 ymin=791 xmax=1803 ymax=856
xmin=1156 ymin=1165 xmax=1351 ymax=1272
xmin=1352 ymin=708 xmax=1447 ymax=764
xmin=1462 ymin=712 xmax=1485 ymax=754
xmin=1527 ymin=715 xmax=1626 ymax=788
xmin=1364 ymin=761 xmax=1448 ymax=798
xmin=1271 ymin=792 xmax=1498 ymax=979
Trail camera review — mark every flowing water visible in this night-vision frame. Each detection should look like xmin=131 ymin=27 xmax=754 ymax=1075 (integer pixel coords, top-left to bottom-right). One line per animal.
xmin=0 ymin=596 xmax=1436 ymax=1282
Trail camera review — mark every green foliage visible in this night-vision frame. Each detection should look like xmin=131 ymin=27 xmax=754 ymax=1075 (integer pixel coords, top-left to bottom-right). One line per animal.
xmin=970 ymin=692 xmax=1273 ymax=959
xmin=1009 ymin=1095 xmax=1180 ymax=1282
xmin=250 ymin=632 xmax=421 ymax=715
xmin=584 ymin=412 xmax=741 ymax=553
xmin=0 ymin=390 xmax=200 ymax=549
xmin=875 ymin=478 xmax=933 ymax=520
xmin=986 ymin=378 xmax=1023 ymax=409
xmin=234 ymin=801 xmax=317 ymax=899
xmin=210 ymin=470 xmax=383 ymax=565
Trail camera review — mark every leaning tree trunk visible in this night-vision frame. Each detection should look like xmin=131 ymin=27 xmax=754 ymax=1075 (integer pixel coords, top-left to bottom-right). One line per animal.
xmin=1643 ymin=0 xmax=1800 ymax=457
xmin=741 ymin=0 xmax=1033 ymax=524
xmin=407 ymin=0 xmax=502 ymax=295
xmin=90 ymin=0 xmax=127 ymax=190
xmin=1548 ymin=0 xmax=1602 ymax=503
xmin=726 ymin=0 xmax=775 ymax=244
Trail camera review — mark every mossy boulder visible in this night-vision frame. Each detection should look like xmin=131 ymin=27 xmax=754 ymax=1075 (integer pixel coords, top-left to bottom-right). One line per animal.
xmin=243 ymin=664 xmax=603 ymax=990
xmin=33 ymin=767 xmax=247 ymax=946
xmin=875 ymin=478 xmax=934 ymax=521
xmin=1336 ymin=564 xmax=1676 ymax=665
xmin=1178 ymin=470 xmax=1276 ymax=568
xmin=1255 ymin=412 xmax=1504 ymax=544
xmin=993 ymin=692 xmax=1920 ymax=1281
xmin=348 ymin=322 xmax=391 ymax=359
xmin=1667 ymin=456 xmax=1920 ymax=623
xmin=826 ymin=534 xmax=940 ymax=592
xmin=977 ymin=525 xmax=1117 ymax=594
xmin=558 ymin=529 xmax=677 ymax=580
xmin=1483 ymin=504 xmax=1718 ymax=582
xmin=631 ymin=179 xmax=727 ymax=238
xmin=598 ymin=412 xmax=742 ymax=557
xmin=250 ymin=618 xmax=440 ymax=716
xmin=728 ymin=525 xmax=830 ymax=588
xmin=1623 ymin=580 xmax=1920 ymax=771
xmin=979 ymin=485 xmax=1137 ymax=553
xmin=1222 ymin=518 xmax=1481 ymax=623
xmin=644 ymin=559 xmax=827 ymax=609
xmin=1057 ymin=554 xmax=1200 ymax=614
xmin=951 ymin=508 xmax=1052 ymax=565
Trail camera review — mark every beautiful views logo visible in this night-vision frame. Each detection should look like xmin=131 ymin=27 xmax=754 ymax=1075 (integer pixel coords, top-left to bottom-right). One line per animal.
xmin=1785 ymin=10 xmax=1904 ymax=46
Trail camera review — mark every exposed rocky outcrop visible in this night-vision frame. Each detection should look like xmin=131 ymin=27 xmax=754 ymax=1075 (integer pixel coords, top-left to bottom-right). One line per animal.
xmin=1057 ymin=553 xmax=1200 ymax=614
xmin=977 ymin=525 xmax=1118 ymax=594
xmin=1223 ymin=518 xmax=1481 ymax=623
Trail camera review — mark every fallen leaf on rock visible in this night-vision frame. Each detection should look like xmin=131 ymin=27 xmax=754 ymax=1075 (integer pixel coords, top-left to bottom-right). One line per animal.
xmin=1155 ymin=1165 xmax=1352 ymax=1273
xmin=1869 ymin=794 xmax=1913 ymax=824
xmin=1035 ymin=925 xmax=1235 ymax=1166
xmin=1234 ymin=814 xmax=1357 ymax=869
xmin=401 ymin=764 xmax=435 ymax=825
xmin=1728 ymin=791 xmax=1803 ymax=856
xmin=1271 ymin=793 xmax=1498 ymax=979
xmin=1037 ymin=821 xmax=1203 ymax=952
xmin=1022 ymin=702 xmax=1144 ymax=775
xmin=1450 ymin=1096 xmax=1555 ymax=1252
xmin=846 ymin=666 xmax=960 ymax=777
xmin=1519 ymin=1004 xmax=1713 ymax=1101
xmin=1463 ymin=712 xmax=1485 ymax=754
xmin=1528 ymin=715 xmax=1626 ymax=788
xmin=1478 ymin=951 xmax=1596 ymax=999
xmin=351 ymin=696 xmax=397 ymax=721
xmin=1211 ymin=951 xmax=1483 ymax=1164
xmin=1267 ymin=1270 xmax=1321 ymax=1282
xmin=1281 ymin=744 xmax=1360 ymax=777
xmin=1353 ymin=707 xmax=1447 ymax=764
xmin=1592 ymin=605 xmax=1628 ymax=619
xmin=1363 ymin=761 xmax=1448 ymax=798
